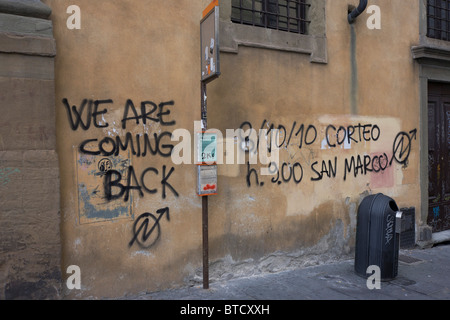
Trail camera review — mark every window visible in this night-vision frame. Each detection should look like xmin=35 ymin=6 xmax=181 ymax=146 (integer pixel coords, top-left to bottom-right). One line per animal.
xmin=427 ymin=0 xmax=450 ymax=40
xmin=231 ymin=0 xmax=310 ymax=34
xmin=221 ymin=0 xmax=327 ymax=63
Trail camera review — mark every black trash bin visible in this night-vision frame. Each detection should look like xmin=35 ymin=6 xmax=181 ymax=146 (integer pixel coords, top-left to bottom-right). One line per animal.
xmin=355 ymin=193 xmax=402 ymax=281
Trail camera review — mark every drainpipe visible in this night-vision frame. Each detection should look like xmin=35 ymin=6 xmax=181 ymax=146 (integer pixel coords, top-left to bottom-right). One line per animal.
xmin=348 ymin=0 xmax=368 ymax=24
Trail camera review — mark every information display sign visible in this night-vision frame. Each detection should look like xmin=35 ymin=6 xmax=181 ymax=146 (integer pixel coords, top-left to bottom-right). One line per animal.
xmin=196 ymin=132 xmax=217 ymax=164
xmin=200 ymin=2 xmax=220 ymax=83
xmin=197 ymin=165 xmax=218 ymax=196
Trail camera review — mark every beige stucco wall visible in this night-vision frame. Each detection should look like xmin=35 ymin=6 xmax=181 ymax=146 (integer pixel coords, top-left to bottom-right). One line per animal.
xmin=43 ymin=0 xmax=421 ymax=298
xmin=0 ymin=0 xmax=61 ymax=299
xmin=207 ymin=0 xmax=421 ymax=271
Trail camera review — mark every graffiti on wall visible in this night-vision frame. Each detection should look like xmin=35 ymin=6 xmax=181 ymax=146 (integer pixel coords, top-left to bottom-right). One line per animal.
xmin=64 ymin=98 xmax=178 ymax=246
xmin=63 ymin=98 xmax=176 ymax=161
xmin=241 ymin=119 xmax=417 ymax=188
xmin=128 ymin=208 xmax=170 ymax=249
xmin=64 ymin=97 xmax=418 ymax=248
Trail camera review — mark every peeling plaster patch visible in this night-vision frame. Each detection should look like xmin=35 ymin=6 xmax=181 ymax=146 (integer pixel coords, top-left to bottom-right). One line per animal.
xmin=187 ymin=220 xmax=352 ymax=285
xmin=343 ymin=139 xmax=351 ymax=150
xmin=72 ymin=238 xmax=83 ymax=255
xmin=78 ymin=184 xmax=129 ymax=220
xmin=321 ymin=134 xmax=353 ymax=149
xmin=131 ymin=250 xmax=155 ymax=258
xmin=106 ymin=126 xmax=122 ymax=137
xmin=73 ymin=238 xmax=82 ymax=252
xmin=321 ymin=137 xmax=329 ymax=150
xmin=75 ymin=150 xmax=132 ymax=224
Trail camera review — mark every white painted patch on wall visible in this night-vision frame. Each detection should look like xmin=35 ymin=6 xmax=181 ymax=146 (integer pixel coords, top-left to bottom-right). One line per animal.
xmin=131 ymin=250 xmax=155 ymax=258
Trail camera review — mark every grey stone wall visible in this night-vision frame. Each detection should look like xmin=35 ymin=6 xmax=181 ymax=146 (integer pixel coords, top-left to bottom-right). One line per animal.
xmin=0 ymin=0 xmax=61 ymax=299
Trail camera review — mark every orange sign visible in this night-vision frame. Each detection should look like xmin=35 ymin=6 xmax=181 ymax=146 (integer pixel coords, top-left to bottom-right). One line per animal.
xmin=203 ymin=0 xmax=219 ymax=18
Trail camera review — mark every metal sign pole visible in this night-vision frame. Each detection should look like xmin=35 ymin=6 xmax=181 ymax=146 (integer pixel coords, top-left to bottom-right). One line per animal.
xmin=202 ymin=195 xmax=209 ymax=289
xmin=200 ymin=0 xmax=219 ymax=290
xmin=201 ymin=81 xmax=209 ymax=289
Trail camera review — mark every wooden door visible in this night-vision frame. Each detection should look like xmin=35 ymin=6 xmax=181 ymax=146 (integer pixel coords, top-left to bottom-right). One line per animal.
xmin=428 ymin=82 xmax=450 ymax=232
